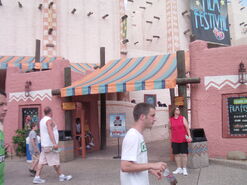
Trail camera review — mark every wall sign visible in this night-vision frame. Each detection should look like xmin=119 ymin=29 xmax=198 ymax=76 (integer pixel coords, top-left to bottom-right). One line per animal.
xmin=190 ymin=0 xmax=231 ymax=45
xmin=109 ymin=113 xmax=126 ymax=138
xmin=222 ymin=94 xmax=247 ymax=138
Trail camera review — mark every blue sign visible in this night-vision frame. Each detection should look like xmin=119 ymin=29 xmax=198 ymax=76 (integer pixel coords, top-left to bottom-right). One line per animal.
xmin=190 ymin=0 xmax=231 ymax=45
xmin=109 ymin=113 xmax=126 ymax=138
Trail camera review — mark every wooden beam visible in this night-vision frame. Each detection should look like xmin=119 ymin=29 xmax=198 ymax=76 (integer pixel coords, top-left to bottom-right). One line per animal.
xmin=100 ymin=47 xmax=107 ymax=150
xmin=176 ymin=77 xmax=200 ymax=85
xmin=177 ymin=50 xmax=188 ymax=120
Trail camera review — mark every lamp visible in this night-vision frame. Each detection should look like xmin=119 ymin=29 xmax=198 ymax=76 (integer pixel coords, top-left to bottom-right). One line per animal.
xmin=122 ymin=39 xmax=129 ymax=44
xmin=48 ymin=1 xmax=54 ymax=9
xmin=238 ymin=62 xmax=247 ymax=84
xmin=18 ymin=1 xmax=23 ymax=8
xmin=102 ymin=14 xmax=109 ymax=19
xmin=25 ymin=81 xmax=32 ymax=97
xmin=48 ymin=28 xmax=53 ymax=35
xmin=38 ymin=3 xmax=42 ymax=10
xmin=87 ymin=12 xmax=93 ymax=16
xmin=71 ymin=8 xmax=76 ymax=14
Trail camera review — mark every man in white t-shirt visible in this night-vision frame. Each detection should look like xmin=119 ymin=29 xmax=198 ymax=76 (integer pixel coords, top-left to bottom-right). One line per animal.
xmin=120 ymin=103 xmax=167 ymax=185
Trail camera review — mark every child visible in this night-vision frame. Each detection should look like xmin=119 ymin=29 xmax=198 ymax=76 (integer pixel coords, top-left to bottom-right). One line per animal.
xmin=28 ymin=122 xmax=40 ymax=176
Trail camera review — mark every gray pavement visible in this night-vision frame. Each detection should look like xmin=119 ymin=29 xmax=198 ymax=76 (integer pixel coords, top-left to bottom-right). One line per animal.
xmin=5 ymin=140 xmax=247 ymax=185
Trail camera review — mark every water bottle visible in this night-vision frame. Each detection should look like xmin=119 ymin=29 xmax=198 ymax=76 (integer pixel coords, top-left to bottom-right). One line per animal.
xmin=163 ymin=168 xmax=178 ymax=185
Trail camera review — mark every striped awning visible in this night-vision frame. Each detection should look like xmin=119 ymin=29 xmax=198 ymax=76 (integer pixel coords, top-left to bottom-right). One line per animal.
xmin=61 ymin=53 xmax=189 ymax=97
xmin=0 ymin=56 xmax=97 ymax=73
xmin=0 ymin=56 xmax=60 ymax=71
xmin=70 ymin=63 xmax=98 ymax=74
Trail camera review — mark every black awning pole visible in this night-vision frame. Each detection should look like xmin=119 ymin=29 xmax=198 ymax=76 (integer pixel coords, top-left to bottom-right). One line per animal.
xmin=100 ymin=47 xmax=106 ymax=150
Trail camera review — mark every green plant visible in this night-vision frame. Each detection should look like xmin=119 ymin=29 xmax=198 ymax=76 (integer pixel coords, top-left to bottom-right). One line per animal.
xmin=12 ymin=129 xmax=28 ymax=156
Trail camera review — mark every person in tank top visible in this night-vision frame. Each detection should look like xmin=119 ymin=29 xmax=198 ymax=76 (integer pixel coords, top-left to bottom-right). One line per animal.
xmin=169 ymin=107 xmax=192 ymax=176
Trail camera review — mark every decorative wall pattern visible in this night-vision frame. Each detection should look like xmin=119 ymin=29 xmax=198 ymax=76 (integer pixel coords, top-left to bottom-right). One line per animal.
xmin=205 ymin=75 xmax=247 ymax=90
xmin=9 ymin=89 xmax=52 ymax=102
xmin=43 ymin=0 xmax=57 ymax=56
xmin=166 ymin=0 xmax=180 ymax=53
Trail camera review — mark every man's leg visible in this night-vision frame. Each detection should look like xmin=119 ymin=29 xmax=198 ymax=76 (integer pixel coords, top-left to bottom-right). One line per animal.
xmin=53 ymin=165 xmax=62 ymax=176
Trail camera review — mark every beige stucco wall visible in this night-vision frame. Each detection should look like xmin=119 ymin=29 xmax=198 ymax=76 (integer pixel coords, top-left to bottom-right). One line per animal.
xmin=99 ymin=101 xmax=169 ymax=146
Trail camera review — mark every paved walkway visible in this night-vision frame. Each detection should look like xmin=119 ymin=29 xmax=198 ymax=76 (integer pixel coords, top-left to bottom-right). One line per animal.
xmin=5 ymin=140 xmax=247 ymax=185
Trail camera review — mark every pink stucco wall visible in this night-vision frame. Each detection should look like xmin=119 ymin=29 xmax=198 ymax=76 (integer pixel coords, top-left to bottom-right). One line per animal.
xmin=4 ymin=59 xmax=86 ymax=150
xmin=190 ymin=40 xmax=247 ymax=158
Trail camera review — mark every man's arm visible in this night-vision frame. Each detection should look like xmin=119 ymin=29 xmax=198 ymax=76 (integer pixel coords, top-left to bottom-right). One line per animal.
xmin=121 ymin=160 xmax=166 ymax=173
xmin=46 ymin=120 xmax=58 ymax=148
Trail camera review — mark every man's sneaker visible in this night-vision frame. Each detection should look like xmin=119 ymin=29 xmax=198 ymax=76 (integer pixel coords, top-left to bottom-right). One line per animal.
xmin=33 ymin=177 xmax=46 ymax=184
xmin=183 ymin=168 xmax=188 ymax=176
xmin=173 ymin=168 xmax=183 ymax=174
xmin=59 ymin=174 xmax=72 ymax=182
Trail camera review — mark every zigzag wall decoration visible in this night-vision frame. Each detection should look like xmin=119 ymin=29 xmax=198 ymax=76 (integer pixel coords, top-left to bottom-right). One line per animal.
xmin=205 ymin=75 xmax=247 ymax=90
xmin=9 ymin=89 xmax=52 ymax=102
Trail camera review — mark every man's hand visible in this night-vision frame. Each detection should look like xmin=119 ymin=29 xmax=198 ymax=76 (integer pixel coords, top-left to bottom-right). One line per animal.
xmin=150 ymin=162 xmax=167 ymax=171
xmin=149 ymin=169 xmax=163 ymax=180
xmin=53 ymin=144 xmax=58 ymax=150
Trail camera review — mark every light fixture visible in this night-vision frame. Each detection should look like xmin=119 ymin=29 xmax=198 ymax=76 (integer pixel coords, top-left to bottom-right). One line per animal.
xmin=48 ymin=28 xmax=53 ymax=35
xmin=153 ymin=35 xmax=160 ymax=39
xmin=146 ymin=1 xmax=153 ymax=5
xmin=38 ymin=4 xmax=42 ymax=10
xmin=184 ymin=29 xmax=191 ymax=35
xmin=146 ymin=21 xmax=152 ymax=24
xmin=71 ymin=8 xmax=76 ymax=14
xmin=122 ymin=39 xmax=129 ymax=44
xmin=154 ymin=16 xmax=160 ymax=20
xmin=102 ymin=14 xmax=109 ymax=19
xmin=18 ymin=1 xmax=23 ymax=8
xmin=238 ymin=62 xmax=247 ymax=84
xmin=146 ymin=39 xmax=152 ymax=42
xmin=134 ymin=41 xmax=139 ymax=45
xmin=25 ymin=81 xmax=32 ymax=97
xmin=240 ymin=22 xmax=245 ymax=26
xmin=87 ymin=12 xmax=93 ymax=16
xmin=121 ymin=15 xmax=128 ymax=21
xmin=182 ymin=10 xmax=190 ymax=16
xmin=48 ymin=1 xmax=54 ymax=9
xmin=139 ymin=6 xmax=146 ymax=9
xmin=120 ymin=51 xmax=128 ymax=55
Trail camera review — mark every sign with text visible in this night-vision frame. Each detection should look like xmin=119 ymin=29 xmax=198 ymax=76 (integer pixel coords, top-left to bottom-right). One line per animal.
xmin=190 ymin=0 xmax=230 ymax=45
xmin=62 ymin=102 xmax=76 ymax=110
xmin=109 ymin=113 xmax=126 ymax=138
xmin=175 ymin=96 xmax=184 ymax=106
xmin=227 ymin=97 xmax=247 ymax=135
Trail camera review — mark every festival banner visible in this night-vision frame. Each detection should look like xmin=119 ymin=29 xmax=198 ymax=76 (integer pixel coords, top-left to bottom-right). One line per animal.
xmin=190 ymin=0 xmax=231 ymax=45
xmin=109 ymin=113 xmax=126 ymax=138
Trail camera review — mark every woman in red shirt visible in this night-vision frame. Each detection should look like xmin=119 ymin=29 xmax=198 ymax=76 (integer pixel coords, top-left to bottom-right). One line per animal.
xmin=169 ymin=107 xmax=192 ymax=176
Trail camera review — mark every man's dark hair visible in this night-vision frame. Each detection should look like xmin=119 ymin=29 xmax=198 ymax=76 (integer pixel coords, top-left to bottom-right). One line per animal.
xmin=30 ymin=122 xmax=37 ymax=129
xmin=44 ymin=106 xmax=52 ymax=115
xmin=0 ymin=90 xmax=6 ymax=97
xmin=133 ymin=103 xmax=155 ymax=122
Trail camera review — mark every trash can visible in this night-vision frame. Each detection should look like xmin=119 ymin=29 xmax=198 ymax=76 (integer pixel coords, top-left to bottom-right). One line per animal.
xmin=26 ymin=136 xmax=41 ymax=163
xmin=187 ymin=128 xmax=209 ymax=169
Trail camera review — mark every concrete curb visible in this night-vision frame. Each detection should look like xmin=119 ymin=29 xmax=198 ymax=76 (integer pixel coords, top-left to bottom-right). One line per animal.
xmin=209 ymin=158 xmax=247 ymax=170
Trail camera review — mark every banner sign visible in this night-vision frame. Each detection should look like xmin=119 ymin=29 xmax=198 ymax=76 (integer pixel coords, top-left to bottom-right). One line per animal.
xmin=190 ymin=0 xmax=231 ymax=45
xmin=227 ymin=97 xmax=247 ymax=135
xmin=109 ymin=113 xmax=126 ymax=138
